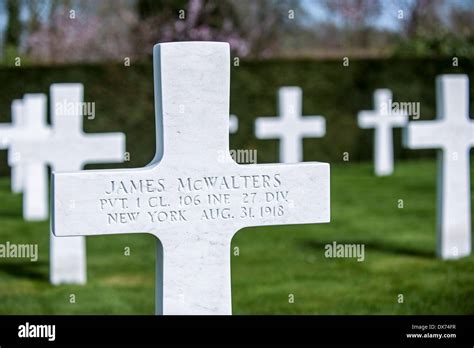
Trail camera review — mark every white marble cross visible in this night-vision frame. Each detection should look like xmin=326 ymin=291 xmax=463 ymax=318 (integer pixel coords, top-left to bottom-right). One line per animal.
xmin=52 ymin=42 xmax=330 ymax=314
xmin=10 ymin=100 xmax=26 ymax=193
xmin=0 ymin=100 xmax=24 ymax=150
xmin=255 ymin=86 xmax=326 ymax=163
xmin=11 ymin=83 xmax=125 ymax=284
xmin=8 ymin=95 xmax=51 ymax=217
xmin=0 ymin=99 xmax=31 ymax=193
xmin=404 ymin=74 xmax=474 ymax=259
xmin=358 ymin=89 xmax=408 ymax=176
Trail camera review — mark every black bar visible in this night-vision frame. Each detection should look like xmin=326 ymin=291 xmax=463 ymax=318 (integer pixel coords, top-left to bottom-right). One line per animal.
xmin=0 ymin=315 xmax=473 ymax=346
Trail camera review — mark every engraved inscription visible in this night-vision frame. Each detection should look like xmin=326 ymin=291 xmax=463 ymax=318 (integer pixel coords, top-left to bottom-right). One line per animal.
xmin=98 ymin=174 xmax=292 ymax=225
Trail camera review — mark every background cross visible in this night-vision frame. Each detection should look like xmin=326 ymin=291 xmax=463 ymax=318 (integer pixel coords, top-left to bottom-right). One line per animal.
xmin=255 ymin=86 xmax=326 ymax=163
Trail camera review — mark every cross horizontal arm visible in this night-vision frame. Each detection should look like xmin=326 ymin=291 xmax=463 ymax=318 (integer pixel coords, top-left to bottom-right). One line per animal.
xmin=403 ymin=120 xmax=445 ymax=149
xmin=234 ymin=161 xmax=330 ymax=230
xmin=357 ymin=111 xmax=377 ymax=128
xmin=298 ymin=117 xmax=326 ymax=137
xmin=255 ymin=117 xmax=285 ymax=138
xmin=10 ymin=133 xmax=125 ymax=167
xmin=52 ymin=167 xmax=153 ymax=237
xmin=61 ymin=133 xmax=126 ymax=167
xmin=52 ymin=161 xmax=329 ymax=239
xmin=0 ymin=125 xmax=14 ymax=149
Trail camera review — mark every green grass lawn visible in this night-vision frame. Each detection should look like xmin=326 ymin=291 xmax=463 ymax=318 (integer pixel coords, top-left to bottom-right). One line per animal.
xmin=0 ymin=159 xmax=473 ymax=314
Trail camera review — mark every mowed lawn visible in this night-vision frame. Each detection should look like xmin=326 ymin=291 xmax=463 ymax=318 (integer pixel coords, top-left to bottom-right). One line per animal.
xmin=0 ymin=159 xmax=473 ymax=314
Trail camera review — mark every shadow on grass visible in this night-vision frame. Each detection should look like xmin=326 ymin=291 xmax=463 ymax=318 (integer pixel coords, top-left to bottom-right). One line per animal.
xmin=300 ymin=239 xmax=434 ymax=259
xmin=0 ymin=260 xmax=48 ymax=281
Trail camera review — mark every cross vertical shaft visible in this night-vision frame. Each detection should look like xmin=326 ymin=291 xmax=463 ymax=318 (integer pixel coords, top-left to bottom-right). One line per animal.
xmin=437 ymin=149 xmax=471 ymax=258
xmin=21 ymin=95 xmax=50 ymax=220
xmin=374 ymin=123 xmax=393 ymax=175
xmin=358 ymin=89 xmax=408 ymax=176
xmin=157 ymin=233 xmax=232 ymax=314
xmin=10 ymin=99 xmax=25 ymax=193
xmin=154 ymin=42 xmax=230 ymax=165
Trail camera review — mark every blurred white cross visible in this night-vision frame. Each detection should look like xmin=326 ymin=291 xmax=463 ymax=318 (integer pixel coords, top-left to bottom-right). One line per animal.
xmin=10 ymin=84 xmax=125 ymax=284
xmin=6 ymin=95 xmax=51 ymax=205
xmin=0 ymin=100 xmax=27 ymax=193
xmin=229 ymin=114 xmax=238 ymax=133
xmin=255 ymin=86 xmax=326 ymax=163
xmin=358 ymin=89 xmax=408 ymax=176
xmin=404 ymin=75 xmax=474 ymax=259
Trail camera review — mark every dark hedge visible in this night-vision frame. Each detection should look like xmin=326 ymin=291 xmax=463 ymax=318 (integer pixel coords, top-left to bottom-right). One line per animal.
xmin=0 ymin=57 xmax=472 ymax=175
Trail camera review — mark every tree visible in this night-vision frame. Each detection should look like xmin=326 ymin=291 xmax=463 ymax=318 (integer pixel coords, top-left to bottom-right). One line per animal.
xmin=449 ymin=2 xmax=474 ymax=36
xmin=323 ymin=0 xmax=382 ymax=48
xmin=133 ymin=0 xmax=248 ymax=56
xmin=231 ymin=0 xmax=308 ymax=57
xmin=401 ymin=0 xmax=445 ymax=38
xmin=5 ymin=0 xmax=21 ymax=47
xmin=26 ymin=0 xmax=138 ymax=63
xmin=324 ymin=0 xmax=381 ymax=28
